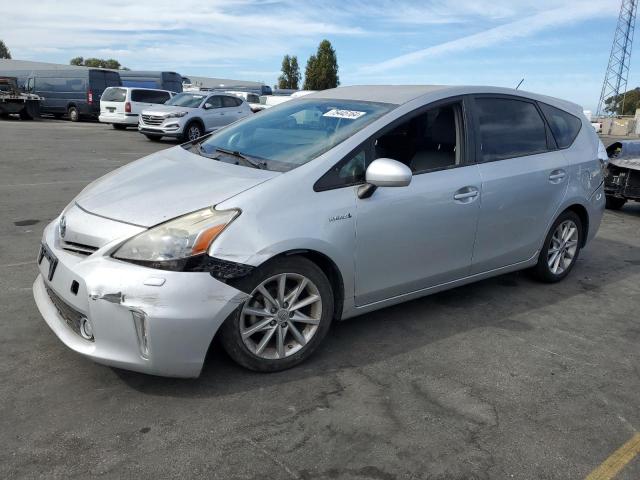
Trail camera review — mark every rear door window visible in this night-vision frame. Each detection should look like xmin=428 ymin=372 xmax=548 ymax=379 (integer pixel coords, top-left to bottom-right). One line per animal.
xmin=102 ymin=87 xmax=126 ymax=102
xmin=131 ymin=90 xmax=171 ymax=104
xmin=538 ymin=103 xmax=582 ymax=149
xmin=475 ymin=98 xmax=549 ymax=162
xmin=223 ymin=96 xmax=242 ymax=107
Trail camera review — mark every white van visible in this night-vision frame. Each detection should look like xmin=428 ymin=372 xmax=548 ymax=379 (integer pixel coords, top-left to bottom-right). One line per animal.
xmin=99 ymin=87 xmax=174 ymax=129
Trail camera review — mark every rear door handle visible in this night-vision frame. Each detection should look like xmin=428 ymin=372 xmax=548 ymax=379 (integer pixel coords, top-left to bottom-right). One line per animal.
xmin=453 ymin=186 xmax=479 ymax=203
xmin=549 ymin=169 xmax=566 ymax=183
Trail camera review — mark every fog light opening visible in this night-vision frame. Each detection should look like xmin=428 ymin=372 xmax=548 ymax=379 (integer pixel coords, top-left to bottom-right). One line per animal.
xmin=79 ymin=317 xmax=94 ymax=340
xmin=131 ymin=309 xmax=150 ymax=359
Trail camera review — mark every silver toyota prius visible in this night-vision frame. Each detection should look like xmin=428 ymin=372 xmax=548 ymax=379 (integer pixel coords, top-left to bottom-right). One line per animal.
xmin=33 ymin=85 xmax=606 ymax=377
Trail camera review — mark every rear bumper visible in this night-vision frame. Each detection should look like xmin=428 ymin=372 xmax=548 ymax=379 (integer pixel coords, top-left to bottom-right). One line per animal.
xmin=99 ymin=113 xmax=138 ymax=125
xmin=586 ymin=182 xmax=606 ymax=245
xmin=33 ymin=220 xmax=248 ymax=377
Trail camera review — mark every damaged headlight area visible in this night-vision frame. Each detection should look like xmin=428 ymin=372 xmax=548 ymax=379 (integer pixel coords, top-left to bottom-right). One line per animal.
xmin=112 ymin=207 xmax=248 ymax=275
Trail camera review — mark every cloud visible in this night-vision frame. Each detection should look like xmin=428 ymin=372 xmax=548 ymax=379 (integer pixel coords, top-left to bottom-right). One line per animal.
xmin=359 ymin=1 xmax=616 ymax=74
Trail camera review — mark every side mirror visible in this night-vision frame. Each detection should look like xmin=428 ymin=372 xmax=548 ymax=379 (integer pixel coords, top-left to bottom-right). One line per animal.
xmin=365 ymin=158 xmax=412 ymax=187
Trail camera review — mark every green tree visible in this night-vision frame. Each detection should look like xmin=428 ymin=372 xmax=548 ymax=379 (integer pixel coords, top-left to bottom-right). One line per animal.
xmin=303 ymin=54 xmax=317 ymax=90
xmin=303 ymin=40 xmax=339 ymax=90
xmin=605 ymin=88 xmax=640 ymax=115
xmin=69 ymin=57 xmax=124 ymax=69
xmin=0 ymin=40 xmax=11 ymax=59
xmin=278 ymin=54 xmax=301 ymax=89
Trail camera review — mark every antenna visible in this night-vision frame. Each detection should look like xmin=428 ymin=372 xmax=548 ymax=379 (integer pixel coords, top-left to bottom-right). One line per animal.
xmin=515 ymin=78 xmax=524 ymax=90
xmin=596 ymin=0 xmax=638 ymax=116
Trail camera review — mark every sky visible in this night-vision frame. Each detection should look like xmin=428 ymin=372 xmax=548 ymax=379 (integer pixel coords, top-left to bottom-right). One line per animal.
xmin=0 ymin=0 xmax=630 ymax=111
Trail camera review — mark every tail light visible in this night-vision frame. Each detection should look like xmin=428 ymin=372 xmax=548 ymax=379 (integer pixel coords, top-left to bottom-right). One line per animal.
xmin=125 ymin=102 xmax=131 ymax=113
xmin=87 ymin=89 xmax=93 ymax=104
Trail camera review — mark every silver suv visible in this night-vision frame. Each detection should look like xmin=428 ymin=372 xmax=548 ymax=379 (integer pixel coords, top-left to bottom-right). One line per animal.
xmin=138 ymin=91 xmax=253 ymax=142
xmin=34 ymin=85 xmax=605 ymax=377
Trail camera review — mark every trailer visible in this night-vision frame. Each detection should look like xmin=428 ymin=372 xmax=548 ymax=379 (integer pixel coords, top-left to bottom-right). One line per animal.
xmin=0 ymin=76 xmax=41 ymax=120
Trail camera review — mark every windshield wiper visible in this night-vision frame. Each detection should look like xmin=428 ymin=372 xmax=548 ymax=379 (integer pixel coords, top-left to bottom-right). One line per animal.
xmin=214 ymin=147 xmax=266 ymax=169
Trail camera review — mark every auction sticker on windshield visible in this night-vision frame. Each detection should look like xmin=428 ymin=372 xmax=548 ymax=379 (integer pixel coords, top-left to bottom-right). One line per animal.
xmin=323 ymin=109 xmax=366 ymax=120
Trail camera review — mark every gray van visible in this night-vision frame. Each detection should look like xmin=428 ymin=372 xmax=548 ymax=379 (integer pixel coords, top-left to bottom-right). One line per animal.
xmin=14 ymin=68 xmax=122 ymax=121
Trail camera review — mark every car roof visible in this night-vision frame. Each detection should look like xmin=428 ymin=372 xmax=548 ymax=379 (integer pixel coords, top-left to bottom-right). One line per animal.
xmin=308 ymin=85 xmax=583 ymax=114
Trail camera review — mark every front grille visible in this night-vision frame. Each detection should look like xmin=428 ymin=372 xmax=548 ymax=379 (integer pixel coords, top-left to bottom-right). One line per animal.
xmin=141 ymin=114 xmax=164 ymax=126
xmin=45 ymin=285 xmax=93 ymax=341
xmin=61 ymin=240 xmax=98 ymax=256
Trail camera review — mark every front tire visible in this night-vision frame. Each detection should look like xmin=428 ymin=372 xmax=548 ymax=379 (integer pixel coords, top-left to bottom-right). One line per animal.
xmin=219 ymin=256 xmax=334 ymax=372
xmin=182 ymin=122 xmax=203 ymax=142
xmin=532 ymin=211 xmax=582 ymax=283
xmin=605 ymin=196 xmax=626 ymax=210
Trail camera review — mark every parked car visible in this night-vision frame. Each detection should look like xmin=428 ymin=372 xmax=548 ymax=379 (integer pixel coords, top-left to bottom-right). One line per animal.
xmin=138 ymin=91 xmax=253 ymax=142
xmin=225 ymin=90 xmax=262 ymax=112
xmin=604 ymin=140 xmax=640 ymax=209
xmin=33 ymin=85 xmax=605 ymax=377
xmin=117 ymin=70 xmax=183 ymax=93
xmin=99 ymin=87 xmax=173 ymax=129
xmin=6 ymin=67 xmax=121 ymax=121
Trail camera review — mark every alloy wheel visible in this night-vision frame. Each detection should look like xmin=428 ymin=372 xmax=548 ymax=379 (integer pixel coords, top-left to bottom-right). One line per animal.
xmin=188 ymin=125 xmax=201 ymax=141
xmin=547 ymin=219 xmax=579 ymax=275
xmin=240 ymin=273 xmax=322 ymax=359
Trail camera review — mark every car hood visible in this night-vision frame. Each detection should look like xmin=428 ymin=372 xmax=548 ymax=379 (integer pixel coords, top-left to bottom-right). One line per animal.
xmin=141 ymin=104 xmax=197 ymax=116
xmin=75 ymin=146 xmax=278 ymax=227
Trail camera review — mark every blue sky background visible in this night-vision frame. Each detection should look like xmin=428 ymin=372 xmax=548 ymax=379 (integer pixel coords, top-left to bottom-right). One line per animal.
xmin=0 ymin=0 xmax=630 ymax=110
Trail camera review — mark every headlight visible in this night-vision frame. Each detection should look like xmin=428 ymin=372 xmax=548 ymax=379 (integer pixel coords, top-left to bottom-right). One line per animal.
xmin=112 ymin=207 xmax=239 ymax=269
xmin=165 ymin=111 xmax=188 ymax=118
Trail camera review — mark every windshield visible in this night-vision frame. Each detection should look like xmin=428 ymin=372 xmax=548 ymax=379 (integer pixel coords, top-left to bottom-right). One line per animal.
xmin=165 ymin=92 xmax=205 ymax=108
xmin=199 ymin=99 xmax=395 ymax=171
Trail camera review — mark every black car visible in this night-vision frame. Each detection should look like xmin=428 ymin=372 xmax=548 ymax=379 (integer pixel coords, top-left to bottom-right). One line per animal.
xmin=605 ymin=140 xmax=640 ymax=209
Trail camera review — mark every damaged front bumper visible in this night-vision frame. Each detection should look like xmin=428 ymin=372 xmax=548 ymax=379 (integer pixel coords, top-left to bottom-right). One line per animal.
xmin=32 ymin=221 xmax=248 ymax=378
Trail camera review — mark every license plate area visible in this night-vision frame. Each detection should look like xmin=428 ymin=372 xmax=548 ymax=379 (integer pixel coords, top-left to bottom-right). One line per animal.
xmin=38 ymin=243 xmax=58 ymax=281
xmin=107 ymin=107 xmax=115 ymax=113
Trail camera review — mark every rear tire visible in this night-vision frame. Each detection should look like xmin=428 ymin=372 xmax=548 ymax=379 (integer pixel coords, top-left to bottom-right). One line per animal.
xmin=605 ymin=196 xmax=626 ymax=210
xmin=68 ymin=106 xmax=79 ymax=122
xmin=531 ymin=211 xmax=582 ymax=283
xmin=112 ymin=124 xmax=127 ymax=130
xmin=219 ymin=256 xmax=334 ymax=372
xmin=19 ymin=110 xmax=33 ymax=120
xmin=145 ymin=134 xmax=162 ymax=141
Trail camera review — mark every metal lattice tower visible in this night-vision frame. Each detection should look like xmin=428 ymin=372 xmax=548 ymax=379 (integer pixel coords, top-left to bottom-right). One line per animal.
xmin=597 ymin=0 xmax=638 ymax=117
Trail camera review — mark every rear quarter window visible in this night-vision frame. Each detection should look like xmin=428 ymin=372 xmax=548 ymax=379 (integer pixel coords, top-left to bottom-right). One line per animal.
xmin=539 ymin=103 xmax=582 ymax=149
xmin=131 ymin=90 xmax=171 ymax=104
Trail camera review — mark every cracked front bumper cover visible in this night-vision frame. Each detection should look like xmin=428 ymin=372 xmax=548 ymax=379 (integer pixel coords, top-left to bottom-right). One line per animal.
xmin=33 ymin=222 xmax=249 ymax=377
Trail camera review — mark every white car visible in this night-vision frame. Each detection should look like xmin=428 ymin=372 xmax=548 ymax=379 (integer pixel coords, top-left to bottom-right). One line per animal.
xmin=225 ymin=90 xmax=262 ymax=112
xmin=99 ymin=87 xmax=174 ymax=129
xmin=138 ymin=92 xmax=253 ymax=142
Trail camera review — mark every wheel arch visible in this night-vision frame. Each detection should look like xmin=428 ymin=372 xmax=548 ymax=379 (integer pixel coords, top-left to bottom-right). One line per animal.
xmin=186 ymin=117 xmax=205 ymax=130
xmin=563 ymin=203 xmax=589 ymax=247
xmin=262 ymin=249 xmax=345 ymax=322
